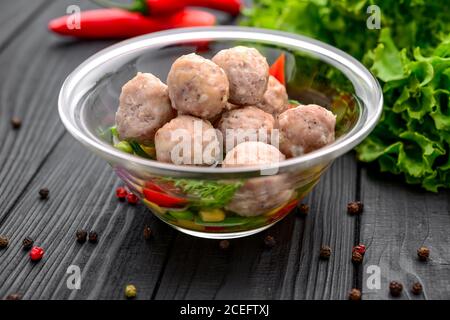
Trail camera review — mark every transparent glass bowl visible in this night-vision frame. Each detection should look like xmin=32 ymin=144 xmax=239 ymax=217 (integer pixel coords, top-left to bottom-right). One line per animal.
xmin=59 ymin=27 xmax=382 ymax=239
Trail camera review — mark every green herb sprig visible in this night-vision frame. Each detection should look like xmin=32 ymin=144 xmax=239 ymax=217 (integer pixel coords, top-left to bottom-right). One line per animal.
xmin=167 ymin=179 xmax=243 ymax=208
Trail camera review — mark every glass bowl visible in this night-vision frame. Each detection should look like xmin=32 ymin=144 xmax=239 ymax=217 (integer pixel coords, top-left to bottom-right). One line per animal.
xmin=59 ymin=27 xmax=383 ymax=239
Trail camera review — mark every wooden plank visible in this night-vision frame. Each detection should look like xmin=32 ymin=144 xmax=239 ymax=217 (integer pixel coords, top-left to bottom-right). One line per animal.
xmin=0 ymin=134 xmax=174 ymax=299
xmin=360 ymin=168 xmax=450 ymax=300
xmin=154 ymin=154 xmax=358 ymax=300
xmin=0 ymin=0 xmax=47 ymax=48
xmin=0 ymin=0 xmax=175 ymax=299
xmin=0 ymin=0 xmax=363 ymax=300
xmin=0 ymin=0 xmax=113 ymax=226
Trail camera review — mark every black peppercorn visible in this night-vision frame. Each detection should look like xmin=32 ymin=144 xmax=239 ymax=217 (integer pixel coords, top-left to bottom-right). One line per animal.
xmin=39 ymin=188 xmax=49 ymax=200
xmin=5 ymin=293 xmax=22 ymax=300
xmin=11 ymin=117 xmax=22 ymax=129
xmin=352 ymin=251 xmax=364 ymax=264
xmin=264 ymin=235 xmax=276 ymax=248
xmin=297 ymin=203 xmax=309 ymax=216
xmin=219 ymin=240 xmax=230 ymax=250
xmin=22 ymin=237 xmax=34 ymax=250
xmin=411 ymin=282 xmax=423 ymax=295
xmin=76 ymin=230 xmax=88 ymax=244
xmin=417 ymin=246 xmax=430 ymax=261
xmin=347 ymin=201 xmax=363 ymax=215
xmin=319 ymin=245 xmax=331 ymax=259
xmin=0 ymin=235 xmax=9 ymax=249
xmin=348 ymin=288 xmax=362 ymax=300
xmin=88 ymin=231 xmax=98 ymax=243
xmin=389 ymin=281 xmax=403 ymax=297
xmin=143 ymin=226 xmax=152 ymax=240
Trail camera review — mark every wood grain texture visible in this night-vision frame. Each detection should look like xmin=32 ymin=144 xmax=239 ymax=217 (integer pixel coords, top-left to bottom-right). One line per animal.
xmin=0 ymin=0 xmax=173 ymax=299
xmin=360 ymin=168 xmax=450 ymax=300
xmin=0 ymin=135 xmax=174 ymax=299
xmin=0 ymin=0 xmax=47 ymax=49
xmin=154 ymin=154 xmax=358 ymax=300
xmin=1 ymin=0 xmax=450 ymax=301
xmin=0 ymin=0 xmax=113 ymax=226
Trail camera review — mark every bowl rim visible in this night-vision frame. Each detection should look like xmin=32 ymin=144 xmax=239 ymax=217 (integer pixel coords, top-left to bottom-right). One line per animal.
xmin=59 ymin=26 xmax=383 ymax=175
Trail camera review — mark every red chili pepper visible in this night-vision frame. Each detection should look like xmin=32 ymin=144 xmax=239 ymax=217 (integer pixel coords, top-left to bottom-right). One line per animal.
xmin=93 ymin=0 xmax=242 ymax=16
xmin=143 ymin=188 xmax=187 ymax=207
xmin=269 ymin=53 xmax=286 ymax=86
xmin=205 ymin=226 xmax=226 ymax=231
xmin=145 ymin=181 xmax=166 ymax=193
xmin=30 ymin=246 xmax=45 ymax=262
xmin=269 ymin=199 xmax=298 ymax=222
xmin=145 ymin=180 xmax=186 ymax=196
xmin=48 ymin=8 xmax=216 ymax=39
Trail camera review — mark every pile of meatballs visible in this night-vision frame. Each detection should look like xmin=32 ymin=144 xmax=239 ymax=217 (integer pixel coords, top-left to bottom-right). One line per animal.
xmin=115 ymin=46 xmax=336 ymax=169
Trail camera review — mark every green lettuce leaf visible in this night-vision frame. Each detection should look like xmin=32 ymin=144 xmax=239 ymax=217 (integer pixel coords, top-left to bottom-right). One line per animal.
xmin=244 ymin=0 xmax=450 ymax=191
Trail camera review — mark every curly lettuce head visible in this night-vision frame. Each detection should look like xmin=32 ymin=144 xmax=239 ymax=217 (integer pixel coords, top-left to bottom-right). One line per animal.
xmin=244 ymin=0 xmax=450 ymax=191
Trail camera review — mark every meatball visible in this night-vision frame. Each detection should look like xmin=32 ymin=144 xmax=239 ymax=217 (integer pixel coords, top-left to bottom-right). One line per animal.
xmin=212 ymin=46 xmax=269 ymax=105
xmin=167 ymin=53 xmax=229 ymax=120
xmin=223 ymin=141 xmax=292 ymax=217
xmin=225 ymin=102 xmax=240 ymax=111
xmin=155 ymin=115 xmax=220 ymax=165
xmin=256 ymin=76 xmax=289 ymax=117
xmin=222 ymin=141 xmax=285 ymax=167
xmin=116 ymin=72 xmax=176 ymax=145
xmin=217 ymin=106 xmax=275 ymax=151
xmin=278 ymin=104 xmax=336 ymax=157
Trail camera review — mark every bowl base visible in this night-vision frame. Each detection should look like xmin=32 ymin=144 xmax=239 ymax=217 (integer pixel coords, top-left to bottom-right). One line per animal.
xmin=168 ymin=223 xmax=276 ymax=239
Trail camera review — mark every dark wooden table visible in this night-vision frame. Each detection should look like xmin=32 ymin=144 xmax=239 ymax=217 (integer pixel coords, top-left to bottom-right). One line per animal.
xmin=1 ymin=0 xmax=449 ymax=300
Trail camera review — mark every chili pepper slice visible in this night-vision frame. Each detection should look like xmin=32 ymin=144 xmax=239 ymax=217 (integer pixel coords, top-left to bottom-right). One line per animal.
xmin=144 ymin=181 xmax=165 ymax=193
xmin=143 ymin=188 xmax=187 ymax=207
xmin=269 ymin=53 xmax=286 ymax=86
xmin=92 ymin=0 xmax=242 ymax=16
xmin=145 ymin=180 xmax=185 ymax=196
xmin=268 ymin=199 xmax=298 ymax=222
xmin=48 ymin=8 xmax=216 ymax=39
xmin=204 ymin=226 xmax=226 ymax=231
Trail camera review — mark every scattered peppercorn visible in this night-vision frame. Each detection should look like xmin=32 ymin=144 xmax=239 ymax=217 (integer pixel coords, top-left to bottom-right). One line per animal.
xmin=22 ymin=237 xmax=34 ymax=250
xmin=389 ymin=281 xmax=403 ymax=297
xmin=348 ymin=288 xmax=362 ymax=301
xmin=29 ymin=246 xmax=44 ymax=262
xmin=411 ymin=282 xmax=423 ymax=295
xmin=126 ymin=192 xmax=139 ymax=205
xmin=88 ymin=231 xmax=98 ymax=243
xmin=116 ymin=187 xmax=128 ymax=201
xmin=352 ymin=244 xmax=366 ymax=256
xmin=319 ymin=245 xmax=332 ymax=259
xmin=5 ymin=293 xmax=22 ymax=300
xmin=0 ymin=235 xmax=9 ymax=249
xmin=143 ymin=225 xmax=152 ymax=240
xmin=417 ymin=246 xmax=430 ymax=261
xmin=125 ymin=284 xmax=137 ymax=299
xmin=11 ymin=117 xmax=22 ymax=129
xmin=297 ymin=203 xmax=309 ymax=216
xmin=352 ymin=251 xmax=364 ymax=264
xmin=264 ymin=235 xmax=276 ymax=248
xmin=347 ymin=201 xmax=364 ymax=215
xmin=76 ymin=229 xmax=88 ymax=244
xmin=219 ymin=240 xmax=230 ymax=250
xmin=38 ymin=188 xmax=49 ymax=200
